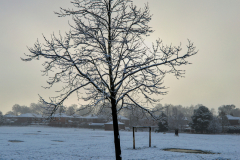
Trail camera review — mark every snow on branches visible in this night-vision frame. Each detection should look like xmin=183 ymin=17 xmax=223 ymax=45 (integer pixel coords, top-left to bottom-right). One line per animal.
xmin=22 ymin=0 xmax=197 ymax=120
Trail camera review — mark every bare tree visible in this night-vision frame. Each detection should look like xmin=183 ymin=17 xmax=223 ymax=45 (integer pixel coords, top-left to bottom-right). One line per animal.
xmin=129 ymin=105 xmax=149 ymax=126
xmin=65 ymin=104 xmax=78 ymax=116
xmin=231 ymin=108 xmax=240 ymax=117
xmin=207 ymin=116 xmax=221 ymax=134
xmin=22 ymin=0 xmax=197 ymax=159
xmin=12 ymin=104 xmax=31 ymax=116
xmin=218 ymin=110 xmax=229 ymax=133
xmin=218 ymin=105 xmax=236 ymax=115
xmin=5 ymin=111 xmax=14 ymax=115
xmin=210 ymin=108 xmax=217 ymax=116
xmin=29 ymin=103 xmax=47 ymax=115
xmin=177 ymin=112 xmax=186 ymax=131
xmin=97 ymin=102 xmax=112 ymax=120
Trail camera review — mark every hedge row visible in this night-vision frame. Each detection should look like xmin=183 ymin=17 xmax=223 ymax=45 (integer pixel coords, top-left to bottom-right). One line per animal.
xmin=227 ymin=126 xmax=240 ymax=133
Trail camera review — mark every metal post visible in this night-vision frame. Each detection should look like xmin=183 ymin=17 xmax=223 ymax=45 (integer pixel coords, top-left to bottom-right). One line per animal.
xmin=133 ymin=127 xmax=135 ymax=149
xmin=149 ymin=127 xmax=151 ymax=147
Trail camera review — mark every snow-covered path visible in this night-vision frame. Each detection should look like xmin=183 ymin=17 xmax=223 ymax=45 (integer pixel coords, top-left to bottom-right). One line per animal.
xmin=0 ymin=126 xmax=239 ymax=160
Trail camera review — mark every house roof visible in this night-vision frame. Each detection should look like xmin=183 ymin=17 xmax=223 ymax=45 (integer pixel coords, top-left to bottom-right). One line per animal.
xmin=118 ymin=115 xmax=129 ymax=120
xmin=226 ymin=115 xmax=240 ymax=120
xmin=18 ymin=113 xmax=42 ymax=118
xmin=105 ymin=121 xmax=124 ymax=125
xmin=52 ymin=113 xmax=73 ymax=118
xmin=72 ymin=114 xmax=83 ymax=118
xmin=89 ymin=123 xmax=105 ymax=126
xmin=83 ymin=115 xmax=99 ymax=119
xmin=33 ymin=114 xmax=43 ymax=118
xmin=4 ymin=114 xmax=16 ymax=117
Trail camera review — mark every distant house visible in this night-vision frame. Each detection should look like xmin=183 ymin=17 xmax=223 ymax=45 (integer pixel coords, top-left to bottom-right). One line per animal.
xmin=17 ymin=113 xmax=43 ymax=125
xmin=48 ymin=113 xmax=73 ymax=127
xmin=48 ymin=114 xmax=106 ymax=128
xmin=2 ymin=112 xmax=130 ymax=130
xmin=184 ymin=125 xmax=195 ymax=133
xmin=70 ymin=114 xmax=84 ymax=127
xmin=226 ymin=115 xmax=240 ymax=126
xmin=118 ymin=115 xmax=130 ymax=127
xmin=3 ymin=114 xmax=18 ymax=125
xmin=104 ymin=121 xmax=125 ymax=131
xmin=82 ymin=115 xmax=106 ymax=123
xmin=181 ymin=117 xmax=191 ymax=131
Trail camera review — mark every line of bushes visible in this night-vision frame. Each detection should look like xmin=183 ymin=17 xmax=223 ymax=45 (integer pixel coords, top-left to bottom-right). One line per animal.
xmin=227 ymin=126 xmax=240 ymax=134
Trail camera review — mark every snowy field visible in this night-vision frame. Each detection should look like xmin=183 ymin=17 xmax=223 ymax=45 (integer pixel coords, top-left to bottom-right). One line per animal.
xmin=0 ymin=126 xmax=239 ymax=160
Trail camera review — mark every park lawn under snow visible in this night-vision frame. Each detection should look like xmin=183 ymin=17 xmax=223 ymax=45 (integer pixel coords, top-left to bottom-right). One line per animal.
xmin=0 ymin=126 xmax=239 ymax=160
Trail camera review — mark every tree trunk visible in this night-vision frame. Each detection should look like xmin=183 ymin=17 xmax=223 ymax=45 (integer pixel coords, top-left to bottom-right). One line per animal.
xmin=107 ymin=1 xmax=121 ymax=159
xmin=111 ymin=98 xmax=122 ymax=160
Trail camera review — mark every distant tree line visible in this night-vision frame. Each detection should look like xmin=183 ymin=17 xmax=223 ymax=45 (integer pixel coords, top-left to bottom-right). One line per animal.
xmin=3 ymin=103 xmax=91 ymax=117
xmin=1 ymin=103 xmax=240 ymax=134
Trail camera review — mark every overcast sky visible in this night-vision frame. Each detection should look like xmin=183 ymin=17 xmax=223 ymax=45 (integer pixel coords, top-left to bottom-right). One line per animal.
xmin=0 ymin=0 xmax=240 ymax=114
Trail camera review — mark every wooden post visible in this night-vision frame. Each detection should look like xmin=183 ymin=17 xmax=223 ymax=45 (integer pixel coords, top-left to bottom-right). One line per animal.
xmin=149 ymin=127 xmax=151 ymax=147
xmin=133 ymin=127 xmax=135 ymax=149
xmin=133 ymin=126 xmax=152 ymax=149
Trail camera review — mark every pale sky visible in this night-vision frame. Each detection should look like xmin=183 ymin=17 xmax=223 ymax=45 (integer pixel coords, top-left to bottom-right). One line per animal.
xmin=0 ymin=0 xmax=240 ymax=114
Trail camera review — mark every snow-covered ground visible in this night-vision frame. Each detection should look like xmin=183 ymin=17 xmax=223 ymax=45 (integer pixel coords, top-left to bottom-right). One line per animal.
xmin=0 ymin=126 xmax=239 ymax=160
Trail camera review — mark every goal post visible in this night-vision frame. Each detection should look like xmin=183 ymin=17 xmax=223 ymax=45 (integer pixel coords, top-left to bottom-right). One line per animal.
xmin=132 ymin=126 xmax=152 ymax=149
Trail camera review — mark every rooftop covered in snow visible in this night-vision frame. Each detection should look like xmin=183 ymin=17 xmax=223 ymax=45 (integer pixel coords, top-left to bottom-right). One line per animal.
xmin=18 ymin=113 xmax=42 ymax=118
xmin=226 ymin=115 xmax=240 ymax=120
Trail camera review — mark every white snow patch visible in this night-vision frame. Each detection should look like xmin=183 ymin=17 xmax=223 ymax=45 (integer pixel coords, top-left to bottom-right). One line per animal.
xmin=105 ymin=121 xmax=124 ymax=124
xmin=0 ymin=126 xmax=239 ymax=160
